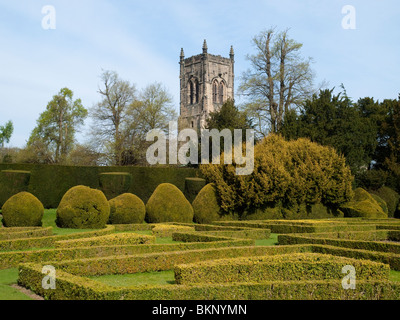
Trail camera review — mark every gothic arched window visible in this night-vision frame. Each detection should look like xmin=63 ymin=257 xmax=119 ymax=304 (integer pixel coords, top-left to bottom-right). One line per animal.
xmin=212 ymin=80 xmax=218 ymax=103
xmin=189 ymin=78 xmax=199 ymax=105
xmin=195 ymin=80 xmax=200 ymax=104
xmin=219 ymin=82 xmax=224 ymax=104
xmin=189 ymin=80 xmax=194 ymax=105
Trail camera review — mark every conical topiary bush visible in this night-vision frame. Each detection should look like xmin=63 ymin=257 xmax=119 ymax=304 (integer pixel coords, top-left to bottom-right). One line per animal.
xmin=145 ymin=183 xmax=194 ymax=223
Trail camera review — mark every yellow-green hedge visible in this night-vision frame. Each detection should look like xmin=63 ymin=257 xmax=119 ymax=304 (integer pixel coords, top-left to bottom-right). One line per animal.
xmin=0 ymin=238 xmax=256 ymax=270
xmin=55 ymin=233 xmax=155 ymax=248
xmin=174 ymin=252 xmax=389 ymax=285
xmin=43 ymin=245 xmax=310 ymax=277
xmin=0 ymin=227 xmax=53 ymax=240
xmin=278 ymin=232 xmax=400 ymax=254
xmin=152 ymin=225 xmax=195 ymax=238
xmin=0 ymin=225 xmax=115 ymax=252
xmin=18 ymin=263 xmax=400 ymax=300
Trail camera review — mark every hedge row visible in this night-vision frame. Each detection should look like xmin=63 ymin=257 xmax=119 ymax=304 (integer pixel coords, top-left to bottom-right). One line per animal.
xmin=0 ymin=227 xmax=53 ymax=240
xmin=45 ymin=245 xmax=312 ymax=277
xmin=310 ymin=245 xmax=400 ymax=271
xmin=0 ymin=225 xmax=115 ymax=251
xmin=113 ymin=224 xmax=155 ymax=232
xmin=151 ymin=225 xmax=195 ymax=238
xmin=0 ymin=170 xmax=31 ymax=205
xmin=172 ymin=231 xmax=256 ymax=243
xmin=212 ymin=221 xmax=377 ymax=234
xmin=171 ymin=222 xmax=258 ymax=232
xmin=278 ymin=232 xmax=400 ymax=254
xmin=174 ymin=252 xmax=389 ymax=285
xmin=194 ymin=230 xmax=271 ymax=240
xmin=0 ymin=238 xmax=257 ymax=270
xmin=18 ymin=263 xmax=400 ymax=300
xmin=0 ymin=163 xmax=200 ymax=208
xmin=55 ymin=233 xmax=156 ymax=249
xmin=290 ymin=230 xmax=390 ymax=241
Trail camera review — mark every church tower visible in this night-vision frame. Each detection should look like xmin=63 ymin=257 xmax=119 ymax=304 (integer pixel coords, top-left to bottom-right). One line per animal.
xmin=179 ymin=40 xmax=235 ymax=130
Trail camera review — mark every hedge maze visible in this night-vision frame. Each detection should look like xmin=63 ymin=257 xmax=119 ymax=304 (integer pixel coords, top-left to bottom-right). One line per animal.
xmin=1 ymin=218 xmax=400 ymax=300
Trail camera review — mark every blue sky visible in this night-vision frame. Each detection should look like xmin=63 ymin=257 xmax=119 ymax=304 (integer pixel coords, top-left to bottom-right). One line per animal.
xmin=1 ymin=0 xmax=399 ymax=147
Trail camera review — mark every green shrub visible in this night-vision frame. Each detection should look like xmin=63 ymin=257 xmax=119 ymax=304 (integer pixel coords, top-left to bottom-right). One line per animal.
xmin=184 ymin=178 xmax=206 ymax=203
xmin=56 ymin=185 xmax=110 ymax=229
xmin=108 ymin=193 xmax=145 ymax=224
xmin=341 ymin=188 xmax=388 ymax=219
xmin=200 ymin=135 xmax=354 ymax=217
xmin=192 ymin=184 xmax=224 ymax=224
xmin=371 ymin=186 xmax=400 ymax=218
xmin=145 ymin=183 xmax=194 ymax=223
xmin=1 ymin=192 xmax=44 ymax=227
xmin=99 ymin=172 xmax=132 ymax=200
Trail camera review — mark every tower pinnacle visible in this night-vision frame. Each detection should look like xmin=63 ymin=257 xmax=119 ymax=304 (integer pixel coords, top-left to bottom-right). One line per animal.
xmin=202 ymin=39 xmax=208 ymax=54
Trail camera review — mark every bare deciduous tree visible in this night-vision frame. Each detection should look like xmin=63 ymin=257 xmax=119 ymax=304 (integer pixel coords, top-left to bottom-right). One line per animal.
xmin=240 ymin=28 xmax=315 ymax=136
xmin=90 ymin=70 xmax=137 ymax=165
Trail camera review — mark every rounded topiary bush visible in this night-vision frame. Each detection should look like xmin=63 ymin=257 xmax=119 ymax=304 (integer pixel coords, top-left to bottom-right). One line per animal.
xmin=1 ymin=192 xmax=44 ymax=227
xmin=193 ymin=184 xmax=223 ymax=224
xmin=109 ymin=193 xmax=146 ymax=224
xmin=56 ymin=185 xmax=110 ymax=229
xmin=145 ymin=183 xmax=194 ymax=223
xmin=341 ymin=188 xmax=388 ymax=219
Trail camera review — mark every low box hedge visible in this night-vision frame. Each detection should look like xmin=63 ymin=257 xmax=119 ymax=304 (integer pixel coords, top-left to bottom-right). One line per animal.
xmin=174 ymin=252 xmax=389 ymax=285
xmin=113 ymin=224 xmax=155 ymax=232
xmin=0 ymin=238 xmax=257 ymax=270
xmin=18 ymin=262 xmax=400 ymax=300
xmin=0 ymin=225 xmax=115 ymax=252
xmin=41 ymin=245 xmax=313 ymax=277
xmin=310 ymin=245 xmax=400 ymax=271
xmin=194 ymin=229 xmax=271 ymax=240
xmin=172 ymin=231 xmax=254 ymax=243
xmin=278 ymin=232 xmax=400 ymax=255
xmin=152 ymin=225 xmax=195 ymax=238
xmin=0 ymin=227 xmax=53 ymax=240
xmin=55 ymin=233 xmax=156 ymax=248
xmin=211 ymin=221 xmax=376 ymax=234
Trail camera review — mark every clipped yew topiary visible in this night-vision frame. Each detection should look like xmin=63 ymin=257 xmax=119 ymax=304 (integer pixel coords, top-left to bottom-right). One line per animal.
xmin=1 ymin=192 xmax=44 ymax=227
xmin=56 ymin=185 xmax=110 ymax=229
xmin=200 ymin=134 xmax=354 ymax=218
xmin=109 ymin=193 xmax=146 ymax=224
xmin=341 ymin=188 xmax=388 ymax=219
xmin=145 ymin=183 xmax=194 ymax=223
xmin=192 ymin=184 xmax=223 ymax=224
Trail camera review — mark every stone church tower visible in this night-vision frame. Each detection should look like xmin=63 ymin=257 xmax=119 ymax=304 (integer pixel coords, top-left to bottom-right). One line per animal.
xmin=179 ymin=40 xmax=235 ymax=130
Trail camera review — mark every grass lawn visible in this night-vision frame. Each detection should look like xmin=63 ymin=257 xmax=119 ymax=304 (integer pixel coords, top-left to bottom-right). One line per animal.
xmin=0 ymin=269 xmax=33 ymax=300
xmin=256 ymin=233 xmax=278 ymax=246
xmin=390 ymin=270 xmax=400 ymax=282
xmin=89 ymin=270 xmax=176 ymax=287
